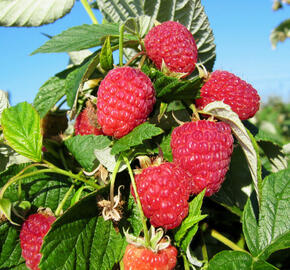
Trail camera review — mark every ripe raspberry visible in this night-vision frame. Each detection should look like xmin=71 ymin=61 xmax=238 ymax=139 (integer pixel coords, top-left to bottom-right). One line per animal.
xmin=196 ymin=70 xmax=260 ymax=120
xmin=132 ymin=162 xmax=190 ymax=230
xmin=144 ymin=21 xmax=198 ymax=77
xmin=74 ymin=106 xmax=103 ymax=136
xmin=20 ymin=213 xmax=56 ymax=270
xmin=123 ymin=243 xmax=177 ymax=270
xmin=97 ymin=67 xmax=156 ymax=138
xmin=171 ymin=120 xmax=234 ymax=196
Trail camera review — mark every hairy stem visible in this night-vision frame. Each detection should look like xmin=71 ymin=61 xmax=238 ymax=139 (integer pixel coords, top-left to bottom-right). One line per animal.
xmin=119 ymin=24 xmax=125 ymax=66
xmin=211 ymin=229 xmax=246 ymax=252
xmin=80 ymin=0 xmax=99 ymax=24
xmin=123 ymin=155 xmax=150 ymax=248
xmin=109 ymin=157 xmax=122 ymax=205
xmin=55 ymin=184 xmax=75 ymax=216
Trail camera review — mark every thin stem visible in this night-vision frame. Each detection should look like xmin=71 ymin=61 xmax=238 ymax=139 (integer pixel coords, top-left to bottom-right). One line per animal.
xmin=55 ymin=184 xmax=75 ymax=216
xmin=182 ymin=254 xmax=190 ymax=270
xmin=43 ymin=160 xmax=101 ymax=189
xmin=201 ymin=224 xmax=209 ymax=269
xmin=211 ymin=229 xmax=246 ymax=252
xmin=54 ymin=99 xmax=67 ymax=111
xmin=124 ymin=51 xmax=145 ymax=67
xmin=80 ymin=0 xmax=99 ymax=24
xmin=109 ymin=157 xmax=122 ymax=205
xmin=119 ymin=24 xmax=125 ymax=67
xmin=123 ymin=155 xmax=150 ymax=248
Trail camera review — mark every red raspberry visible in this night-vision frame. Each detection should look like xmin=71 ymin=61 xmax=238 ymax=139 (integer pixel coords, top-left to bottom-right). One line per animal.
xmin=123 ymin=243 xmax=177 ymax=270
xmin=144 ymin=21 xmax=198 ymax=77
xmin=196 ymin=70 xmax=260 ymax=120
xmin=74 ymin=106 xmax=103 ymax=136
xmin=171 ymin=120 xmax=234 ymax=196
xmin=20 ymin=213 xmax=56 ymax=270
xmin=132 ymin=162 xmax=190 ymax=230
xmin=97 ymin=67 xmax=156 ymax=138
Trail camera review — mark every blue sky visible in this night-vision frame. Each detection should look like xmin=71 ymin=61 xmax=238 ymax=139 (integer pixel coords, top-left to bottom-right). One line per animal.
xmin=0 ymin=0 xmax=289 ymax=106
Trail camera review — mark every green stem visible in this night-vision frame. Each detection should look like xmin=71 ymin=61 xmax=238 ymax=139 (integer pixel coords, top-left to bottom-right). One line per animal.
xmin=110 ymin=157 xmax=122 ymax=204
xmin=55 ymin=184 xmax=75 ymax=216
xmin=211 ymin=229 xmax=246 ymax=252
xmin=182 ymin=254 xmax=190 ymax=270
xmin=123 ymin=155 xmax=150 ymax=248
xmin=119 ymin=24 xmax=125 ymax=67
xmin=80 ymin=0 xmax=99 ymax=24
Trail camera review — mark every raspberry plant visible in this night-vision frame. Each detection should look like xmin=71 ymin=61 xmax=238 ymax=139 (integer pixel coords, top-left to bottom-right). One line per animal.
xmin=0 ymin=1 xmax=289 ymax=269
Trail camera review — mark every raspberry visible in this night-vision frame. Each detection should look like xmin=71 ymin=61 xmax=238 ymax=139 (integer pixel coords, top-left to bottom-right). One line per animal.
xmin=123 ymin=243 xmax=177 ymax=270
xmin=144 ymin=21 xmax=198 ymax=77
xmin=171 ymin=120 xmax=234 ymax=196
xmin=20 ymin=213 xmax=56 ymax=270
xmin=74 ymin=106 xmax=103 ymax=136
xmin=97 ymin=67 xmax=156 ymax=138
xmin=196 ymin=70 xmax=260 ymax=120
xmin=132 ymin=162 xmax=190 ymax=229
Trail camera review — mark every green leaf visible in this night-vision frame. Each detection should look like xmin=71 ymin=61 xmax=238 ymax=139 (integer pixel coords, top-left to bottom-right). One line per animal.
xmin=32 ymin=23 xmax=137 ymax=54
xmin=208 ymin=251 xmax=279 ymax=270
xmin=0 ymin=222 xmax=25 ymax=269
xmin=142 ymin=65 xmax=201 ymax=102
xmin=0 ymin=0 xmax=75 ymax=27
xmin=0 ymin=198 xmax=18 ymax=225
xmin=211 ymin=146 xmax=252 ymax=216
xmin=111 ymin=122 xmax=163 ymax=155
xmin=203 ymin=101 xmax=262 ymax=205
xmin=64 ymin=135 xmax=112 ymax=171
xmin=33 ymin=68 xmax=75 ymax=118
xmin=97 ymin=0 xmax=216 ymax=71
xmin=270 ymin=18 xmax=290 ymax=49
xmin=174 ymin=190 xmax=206 ymax=252
xmin=1 ymin=102 xmax=42 ymax=162
xmin=0 ymin=90 xmax=9 ymax=120
xmin=243 ymin=168 xmax=290 ymax=260
xmin=159 ymin=132 xmax=173 ymax=162
xmin=66 ymin=53 xmax=101 ymax=109
xmin=39 ymin=190 xmax=126 ymax=270
xmin=0 ymin=164 xmax=76 ymax=212
xmin=100 ymin=36 xmax=114 ymax=71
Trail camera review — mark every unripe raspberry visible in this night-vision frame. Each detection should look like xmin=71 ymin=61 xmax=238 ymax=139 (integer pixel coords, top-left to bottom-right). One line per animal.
xmin=20 ymin=213 xmax=56 ymax=270
xmin=196 ymin=70 xmax=260 ymax=120
xmin=171 ymin=120 xmax=234 ymax=196
xmin=97 ymin=67 xmax=156 ymax=138
xmin=132 ymin=162 xmax=190 ymax=229
xmin=144 ymin=21 xmax=198 ymax=77
xmin=74 ymin=106 xmax=103 ymax=136
xmin=123 ymin=243 xmax=177 ymax=270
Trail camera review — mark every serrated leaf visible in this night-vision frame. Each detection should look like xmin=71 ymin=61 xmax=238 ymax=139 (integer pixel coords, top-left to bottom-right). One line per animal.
xmin=100 ymin=36 xmax=114 ymax=71
xmin=0 ymin=143 xmax=31 ymax=172
xmin=97 ymin=0 xmax=216 ymax=71
xmin=66 ymin=53 xmax=101 ymax=110
xmin=64 ymin=135 xmax=111 ymax=171
xmin=68 ymin=49 xmax=92 ymax=67
xmin=174 ymin=190 xmax=206 ymax=252
xmin=0 ymin=0 xmax=75 ymax=27
xmin=0 ymin=223 xmax=25 ymax=269
xmin=211 ymin=145 xmax=253 ymax=216
xmin=270 ymin=18 xmax=290 ymax=49
xmin=111 ymin=122 xmax=163 ymax=155
xmin=0 ymin=164 xmax=76 ymax=212
xmin=39 ymin=190 xmax=127 ymax=270
xmin=33 ymin=68 xmax=74 ymax=118
xmin=94 ymin=146 xmax=127 ymax=173
xmin=243 ymin=169 xmax=290 ymax=260
xmin=1 ymin=102 xmax=42 ymax=162
xmin=32 ymin=23 xmax=138 ymax=54
xmin=142 ymin=65 xmax=201 ymax=102
xmin=208 ymin=251 xmax=279 ymax=270
xmin=203 ymin=101 xmax=261 ymax=205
